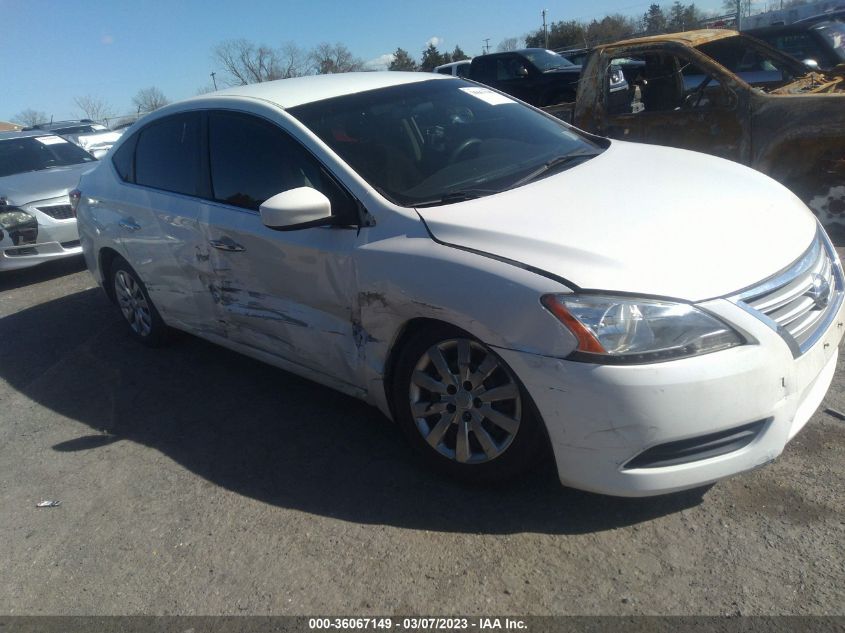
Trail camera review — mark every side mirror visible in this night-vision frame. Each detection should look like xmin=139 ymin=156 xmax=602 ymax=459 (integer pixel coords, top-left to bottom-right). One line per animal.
xmin=803 ymin=58 xmax=820 ymax=70
xmin=260 ymin=187 xmax=334 ymax=231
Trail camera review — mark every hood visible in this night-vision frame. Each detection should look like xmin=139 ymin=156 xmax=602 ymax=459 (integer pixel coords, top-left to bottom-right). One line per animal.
xmin=544 ymin=66 xmax=581 ymax=75
xmin=0 ymin=162 xmax=95 ymax=206
xmin=416 ymin=141 xmax=817 ymax=302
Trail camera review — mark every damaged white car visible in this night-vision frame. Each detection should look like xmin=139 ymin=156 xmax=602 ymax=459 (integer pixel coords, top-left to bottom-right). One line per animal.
xmin=0 ymin=131 xmax=96 ymax=271
xmin=76 ymin=72 xmax=845 ymax=496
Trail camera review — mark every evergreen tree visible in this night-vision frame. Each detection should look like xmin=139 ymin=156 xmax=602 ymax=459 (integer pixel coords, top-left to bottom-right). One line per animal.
xmin=389 ymin=48 xmax=418 ymax=71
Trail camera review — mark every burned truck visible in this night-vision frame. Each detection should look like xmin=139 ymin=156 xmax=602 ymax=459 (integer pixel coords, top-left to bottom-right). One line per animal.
xmin=549 ymin=30 xmax=845 ymax=229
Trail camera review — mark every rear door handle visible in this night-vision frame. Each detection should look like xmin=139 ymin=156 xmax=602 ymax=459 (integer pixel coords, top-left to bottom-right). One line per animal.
xmin=118 ymin=219 xmax=141 ymax=231
xmin=209 ymin=237 xmax=246 ymax=252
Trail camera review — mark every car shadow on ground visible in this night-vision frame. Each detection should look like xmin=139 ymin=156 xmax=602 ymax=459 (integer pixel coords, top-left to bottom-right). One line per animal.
xmin=0 ymin=255 xmax=87 ymax=293
xmin=0 ymin=288 xmax=707 ymax=534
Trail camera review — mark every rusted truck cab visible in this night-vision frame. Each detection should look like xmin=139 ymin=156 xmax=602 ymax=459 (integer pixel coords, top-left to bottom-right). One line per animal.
xmin=568 ymin=30 xmax=845 ymax=229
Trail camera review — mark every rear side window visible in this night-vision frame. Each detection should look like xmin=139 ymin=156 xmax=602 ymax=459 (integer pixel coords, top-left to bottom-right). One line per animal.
xmin=208 ymin=111 xmax=357 ymax=221
xmin=135 ymin=113 xmax=202 ymax=196
xmin=111 ymin=133 xmax=137 ymax=182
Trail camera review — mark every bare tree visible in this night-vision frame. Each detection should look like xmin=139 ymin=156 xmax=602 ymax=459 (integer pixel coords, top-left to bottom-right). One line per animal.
xmin=213 ymin=39 xmax=283 ymax=85
xmin=278 ymin=42 xmax=311 ymax=78
xmin=73 ymin=95 xmax=114 ymax=122
xmin=310 ymin=42 xmax=364 ymax=74
xmin=497 ymin=37 xmax=521 ymax=52
xmin=132 ymin=87 xmax=169 ymax=114
xmin=11 ymin=108 xmax=47 ymax=127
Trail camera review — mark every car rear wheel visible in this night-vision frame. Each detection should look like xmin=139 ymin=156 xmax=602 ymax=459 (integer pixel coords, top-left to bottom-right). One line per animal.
xmin=111 ymin=258 xmax=168 ymax=347
xmin=392 ymin=325 xmax=545 ymax=482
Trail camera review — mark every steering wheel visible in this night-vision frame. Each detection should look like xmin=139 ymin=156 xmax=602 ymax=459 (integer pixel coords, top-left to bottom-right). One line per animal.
xmin=683 ymin=76 xmax=713 ymax=109
xmin=449 ymin=138 xmax=482 ymax=163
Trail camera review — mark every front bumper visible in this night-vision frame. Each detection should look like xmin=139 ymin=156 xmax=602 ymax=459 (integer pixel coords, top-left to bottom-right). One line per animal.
xmin=497 ymin=296 xmax=845 ymax=497
xmin=0 ymin=198 xmax=81 ymax=271
xmin=0 ymin=239 xmax=82 ymax=271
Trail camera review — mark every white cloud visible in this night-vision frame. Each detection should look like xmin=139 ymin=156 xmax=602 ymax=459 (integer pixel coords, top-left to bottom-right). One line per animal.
xmin=426 ymin=36 xmax=442 ymax=47
xmin=364 ymin=53 xmax=395 ymax=71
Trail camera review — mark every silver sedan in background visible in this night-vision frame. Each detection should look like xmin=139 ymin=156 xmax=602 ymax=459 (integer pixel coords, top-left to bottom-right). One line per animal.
xmin=0 ymin=131 xmax=97 ymax=271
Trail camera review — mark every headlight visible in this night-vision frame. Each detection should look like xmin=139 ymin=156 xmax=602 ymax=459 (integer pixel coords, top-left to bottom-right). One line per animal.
xmin=608 ymin=65 xmax=626 ymax=89
xmin=541 ymin=294 xmax=743 ymax=364
xmin=0 ymin=208 xmax=38 ymax=245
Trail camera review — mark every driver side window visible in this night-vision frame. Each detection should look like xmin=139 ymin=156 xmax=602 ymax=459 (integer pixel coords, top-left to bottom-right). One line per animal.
xmin=679 ymin=60 xmax=734 ymax=110
xmin=609 ymin=52 xmax=733 ymax=114
xmin=207 ymin=111 xmax=358 ymax=223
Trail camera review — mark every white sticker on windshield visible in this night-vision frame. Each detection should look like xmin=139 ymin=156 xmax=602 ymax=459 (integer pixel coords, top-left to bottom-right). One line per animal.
xmin=459 ymin=87 xmax=515 ymax=105
xmin=35 ymin=136 xmax=68 ymax=145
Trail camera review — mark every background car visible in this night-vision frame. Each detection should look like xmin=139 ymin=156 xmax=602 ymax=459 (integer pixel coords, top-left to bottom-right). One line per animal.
xmin=745 ymin=19 xmax=845 ymax=70
xmin=76 ymin=128 xmax=125 ymax=159
xmin=24 ymin=119 xmax=124 ymax=158
xmin=433 ymin=59 xmax=472 ymax=77
xmin=0 ymin=130 xmax=96 ymax=270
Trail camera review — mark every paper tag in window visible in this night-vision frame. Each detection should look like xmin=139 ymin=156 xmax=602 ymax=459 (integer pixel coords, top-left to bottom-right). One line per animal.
xmin=459 ymin=87 xmax=515 ymax=105
xmin=35 ymin=136 xmax=68 ymax=145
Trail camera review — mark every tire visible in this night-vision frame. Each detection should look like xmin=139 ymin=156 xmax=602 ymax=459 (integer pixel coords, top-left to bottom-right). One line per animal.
xmin=391 ymin=324 xmax=546 ymax=483
xmin=110 ymin=257 xmax=168 ymax=347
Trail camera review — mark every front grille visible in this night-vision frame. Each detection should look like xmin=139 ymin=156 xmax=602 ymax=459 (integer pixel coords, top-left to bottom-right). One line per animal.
xmin=60 ymin=239 xmax=81 ymax=249
xmin=733 ymin=230 xmax=844 ymax=356
xmin=37 ymin=204 xmax=74 ymax=219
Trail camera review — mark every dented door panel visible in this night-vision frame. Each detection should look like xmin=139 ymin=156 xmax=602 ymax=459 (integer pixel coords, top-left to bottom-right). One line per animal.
xmin=116 ymin=187 xmax=216 ymax=332
xmin=200 ymin=202 xmax=362 ymax=387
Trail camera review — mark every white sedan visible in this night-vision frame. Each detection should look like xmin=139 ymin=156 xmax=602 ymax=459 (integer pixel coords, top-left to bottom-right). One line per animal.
xmin=75 ymin=72 xmax=844 ymax=496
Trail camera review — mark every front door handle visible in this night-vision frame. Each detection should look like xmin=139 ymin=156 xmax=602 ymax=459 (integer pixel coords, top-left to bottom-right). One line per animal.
xmin=118 ymin=219 xmax=141 ymax=231
xmin=209 ymin=237 xmax=246 ymax=252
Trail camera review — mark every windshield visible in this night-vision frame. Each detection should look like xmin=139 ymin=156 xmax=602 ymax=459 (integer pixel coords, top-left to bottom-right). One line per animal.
xmin=816 ymin=23 xmax=845 ymax=62
xmin=289 ymin=79 xmax=601 ymax=207
xmin=523 ymin=49 xmax=575 ymax=71
xmin=0 ymin=135 xmax=96 ymax=178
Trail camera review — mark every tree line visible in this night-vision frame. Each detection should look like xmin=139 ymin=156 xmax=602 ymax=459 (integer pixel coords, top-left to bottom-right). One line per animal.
xmin=523 ymin=1 xmax=708 ymax=51
xmin=8 ymin=1 xmax=742 ymax=127
xmin=12 ymin=87 xmax=170 ymax=128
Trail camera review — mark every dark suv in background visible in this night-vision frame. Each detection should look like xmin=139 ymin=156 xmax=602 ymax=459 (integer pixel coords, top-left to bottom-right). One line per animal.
xmin=745 ymin=19 xmax=845 ymax=70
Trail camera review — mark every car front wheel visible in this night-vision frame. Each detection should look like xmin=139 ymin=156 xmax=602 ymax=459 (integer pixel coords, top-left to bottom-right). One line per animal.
xmin=392 ymin=326 xmax=545 ymax=482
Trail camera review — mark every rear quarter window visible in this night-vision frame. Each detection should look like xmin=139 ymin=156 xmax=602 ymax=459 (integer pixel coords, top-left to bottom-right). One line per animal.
xmin=111 ymin=133 xmax=137 ymax=182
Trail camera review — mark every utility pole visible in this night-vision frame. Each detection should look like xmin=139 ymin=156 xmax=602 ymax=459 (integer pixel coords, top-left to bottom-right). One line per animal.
xmin=736 ymin=0 xmax=742 ymax=29
xmin=483 ymin=38 xmax=491 ymax=54
xmin=210 ymin=71 xmax=218 ymax=90
xmin=542 ymin=9 xmax=549 ymax=49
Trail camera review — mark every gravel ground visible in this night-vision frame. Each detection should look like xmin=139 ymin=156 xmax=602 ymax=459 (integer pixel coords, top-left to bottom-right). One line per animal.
xmin=0 ymin=255 xmax=843 ymax=616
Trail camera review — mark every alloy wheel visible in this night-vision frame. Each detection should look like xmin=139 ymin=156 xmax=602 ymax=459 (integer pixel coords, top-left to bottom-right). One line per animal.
xmin=408 ymin=338 xmax=522 ymax=464
xmin=114 ymin=269 xmax=152 ymax=337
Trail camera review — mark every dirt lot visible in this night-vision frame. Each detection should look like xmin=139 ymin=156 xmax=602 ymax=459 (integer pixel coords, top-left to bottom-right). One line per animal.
xmin=0 ymin=256 xmax=843 ymax=616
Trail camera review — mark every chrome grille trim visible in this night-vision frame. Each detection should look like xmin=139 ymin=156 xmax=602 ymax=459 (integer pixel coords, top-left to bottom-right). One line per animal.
xmin=729 ymin=228 xmax=844 ymax=358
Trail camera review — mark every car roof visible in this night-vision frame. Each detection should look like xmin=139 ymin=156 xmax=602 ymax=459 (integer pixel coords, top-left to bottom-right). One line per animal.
xmin=434 ymin=60 xmax=471 ymax=69
xmin=600 ymin=28 xmax=740 ymax=49
xmin=23 ymin=119 xmax=98 ymax=131
xmin=0 ymin=130 xmax=65 ymax=141
xmin=193 ymin=71 xmax=450 ymax=109
xmin=746 ymin=19 xmax=841 ymax=35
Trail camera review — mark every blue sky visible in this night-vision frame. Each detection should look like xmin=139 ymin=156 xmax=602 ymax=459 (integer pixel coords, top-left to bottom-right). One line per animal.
xmin=2 ymin=0 xmax=725 ymax=123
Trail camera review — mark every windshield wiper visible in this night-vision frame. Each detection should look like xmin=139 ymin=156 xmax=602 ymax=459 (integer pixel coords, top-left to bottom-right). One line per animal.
xmin=415 ymin=189 xmax=494 ymax=208
xmin=508 ymin=153 xmax=598 ymax=189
